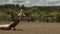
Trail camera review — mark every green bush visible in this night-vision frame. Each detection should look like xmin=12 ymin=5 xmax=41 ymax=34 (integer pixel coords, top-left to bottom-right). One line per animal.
xmin=0 ymin=12 xmax=11 ymax=20
xmin=56 ymin=13 xmax=60 ymax=22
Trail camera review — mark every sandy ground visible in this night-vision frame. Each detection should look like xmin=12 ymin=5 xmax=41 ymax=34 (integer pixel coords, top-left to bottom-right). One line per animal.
xmin=0 ymin=22 xmax=60 ymax=34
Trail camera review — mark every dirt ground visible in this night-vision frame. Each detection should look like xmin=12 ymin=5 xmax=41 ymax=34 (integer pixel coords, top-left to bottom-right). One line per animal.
xmin=0 ymin=22 xmax=60 ymax=34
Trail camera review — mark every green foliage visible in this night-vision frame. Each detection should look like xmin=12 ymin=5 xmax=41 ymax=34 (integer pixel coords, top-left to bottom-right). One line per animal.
xmin=0 ymin=12 xmax=11 ymax=20
xmin=0 ymin=5 xmax=59 ymax=22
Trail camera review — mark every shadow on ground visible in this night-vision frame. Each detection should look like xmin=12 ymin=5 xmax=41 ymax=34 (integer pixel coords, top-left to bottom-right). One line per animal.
xmin=0 ymin=29 xmax=24 ymax=31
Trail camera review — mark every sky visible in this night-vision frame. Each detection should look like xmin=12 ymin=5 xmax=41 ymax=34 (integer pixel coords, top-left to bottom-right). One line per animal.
xmin=0 ymin=0 xmax=60 ymax=7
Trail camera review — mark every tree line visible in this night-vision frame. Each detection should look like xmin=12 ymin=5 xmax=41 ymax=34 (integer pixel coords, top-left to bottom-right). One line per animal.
xmin=0 ymin=4 xmax=60 ymax=22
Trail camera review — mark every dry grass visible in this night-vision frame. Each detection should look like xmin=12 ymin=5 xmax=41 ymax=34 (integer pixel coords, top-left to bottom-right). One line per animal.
xmin=0 ymin=22 xmax=60 ymax=34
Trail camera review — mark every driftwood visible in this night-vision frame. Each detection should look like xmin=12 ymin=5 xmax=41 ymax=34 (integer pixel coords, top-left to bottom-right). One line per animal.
xmin=0 ymin=9 xmax=24 ymax=30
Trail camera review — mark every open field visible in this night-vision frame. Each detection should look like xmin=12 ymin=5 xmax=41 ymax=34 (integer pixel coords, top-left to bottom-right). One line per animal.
xmin=0 ymin=22 xmax=60 ymax=34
